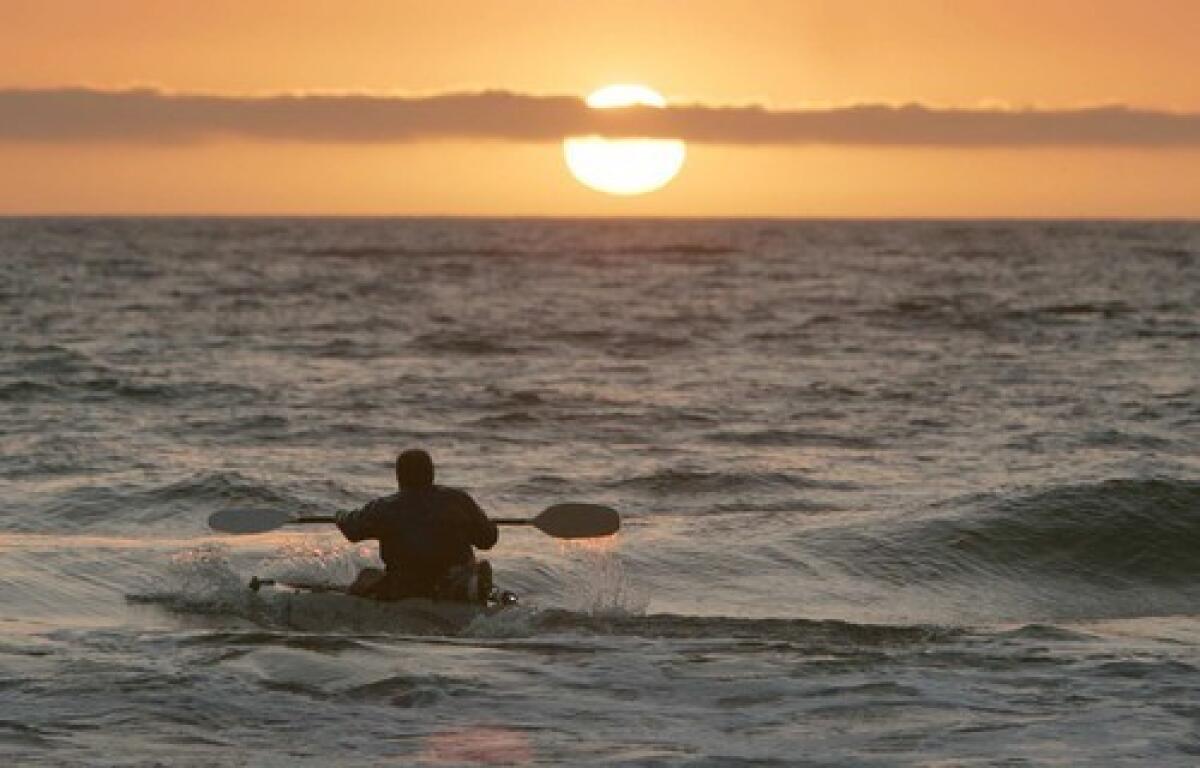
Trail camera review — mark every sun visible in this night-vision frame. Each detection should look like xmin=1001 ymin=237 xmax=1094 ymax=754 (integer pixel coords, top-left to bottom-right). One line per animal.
xmin=563 ymin=84 xmax=686 ymax=196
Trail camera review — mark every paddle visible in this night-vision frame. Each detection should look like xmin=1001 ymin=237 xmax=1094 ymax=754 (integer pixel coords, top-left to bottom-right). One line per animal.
xmin=207 ymin=502 xmax=619 ymax=540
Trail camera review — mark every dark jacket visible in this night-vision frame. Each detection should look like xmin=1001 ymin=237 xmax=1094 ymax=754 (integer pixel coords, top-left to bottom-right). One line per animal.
xmin=336 ymin=485 xmax=497 ymax=596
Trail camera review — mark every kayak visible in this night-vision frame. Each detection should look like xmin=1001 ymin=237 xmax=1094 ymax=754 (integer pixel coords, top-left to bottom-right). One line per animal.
xmin=246 ymin=576 xmax=519 ymax=633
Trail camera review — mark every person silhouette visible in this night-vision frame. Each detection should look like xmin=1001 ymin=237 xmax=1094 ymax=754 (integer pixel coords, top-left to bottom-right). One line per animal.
xmin=336 ymin=449 xmax=497 ymax=603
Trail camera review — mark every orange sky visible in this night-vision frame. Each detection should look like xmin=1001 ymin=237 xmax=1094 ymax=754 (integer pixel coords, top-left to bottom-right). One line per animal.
xmin=3 ymin=0 xmax=1199 ymax=216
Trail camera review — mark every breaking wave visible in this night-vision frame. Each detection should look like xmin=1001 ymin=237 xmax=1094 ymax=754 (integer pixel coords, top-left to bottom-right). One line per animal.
xmin=819 ymin=477 xmax=1200 ymax=590
xmin=25 ymin=472 xmax=312 ymax=532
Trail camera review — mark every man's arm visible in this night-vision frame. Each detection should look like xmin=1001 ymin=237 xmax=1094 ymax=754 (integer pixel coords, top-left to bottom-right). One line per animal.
xmin=456 ymin=490 xmax=498 ymax=550
xmin=335 ymin=499 xmax=386 ymax=543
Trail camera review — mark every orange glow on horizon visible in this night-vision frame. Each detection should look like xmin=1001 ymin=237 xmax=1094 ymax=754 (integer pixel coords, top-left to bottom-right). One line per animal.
xmin=2 ymin=1 xmax=1199 ymax=216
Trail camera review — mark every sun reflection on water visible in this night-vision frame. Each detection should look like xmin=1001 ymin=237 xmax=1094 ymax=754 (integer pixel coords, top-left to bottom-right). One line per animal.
xmin=418 ymin=725 xmax=534 ymax=765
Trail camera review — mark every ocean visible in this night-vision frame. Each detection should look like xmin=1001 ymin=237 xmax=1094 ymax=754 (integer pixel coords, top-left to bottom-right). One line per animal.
xmin=1 ymin=218 xmax=1198 ymax=766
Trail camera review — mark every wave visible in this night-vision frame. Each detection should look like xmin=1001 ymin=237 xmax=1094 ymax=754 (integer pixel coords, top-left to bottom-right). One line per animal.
xmin=1025 ymin=301 xmax=1134 ymax=318
xmin=118 ymin=540 xmax=949 ymax=642
xmin=27 ymin=471 xmax=310 ymax=532
xmin=595 ymin=243 xmax=739 ymax=257
xmin=2 ymin=343 xmax=96 ymax=376
xmin=707 ymin=428 xmax=879 ymax=450
xmin=610 ymin=469 xmax=839 ymax=496
xmin=411 ymin=330 xmax=528 ymax=356
xmin=941 ymin=477 xmax=1200 ymax=584
xmin=1135 ymin=321 xmax=1200 ymax=340
xmin=821 ymin=477 xmax=1200 ymax=589
xmin=1080 ymin=428 xmax=1172 ymax=449
xmin=1135 ymin=245 xmax=1196 ymax=264
xmin=547 ymin=328 xmax=695 ymax=356
xmin=530 ymin=609 xmax=951 ymax=647
xmin=0 ymin=368 xmax=264 ymax=406
xmin=0 ymin=379 xmax=60 ymax=401
xmin=293 ymin=241 xmax=738 ymax=260
xmin=129 ymin=587 xmax=950 ymax=646
xmin=299 ymin=245 xmax=527 ymax=259
xmin=863 ymin=294 xmax=1169 ymax=338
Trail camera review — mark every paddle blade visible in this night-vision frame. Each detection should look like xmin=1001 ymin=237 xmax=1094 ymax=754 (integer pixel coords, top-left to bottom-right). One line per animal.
xmin=207 ymin=508 xmax=296 ymax=535
xmin=532 ymin=503 xmax=620 ymax=539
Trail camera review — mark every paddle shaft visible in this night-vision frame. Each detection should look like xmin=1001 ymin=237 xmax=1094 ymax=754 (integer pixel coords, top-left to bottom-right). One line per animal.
xmin=287 ymin=516 xmax=532 ymax=526
xmin=210 ymin=502 xmax=616 ymax=538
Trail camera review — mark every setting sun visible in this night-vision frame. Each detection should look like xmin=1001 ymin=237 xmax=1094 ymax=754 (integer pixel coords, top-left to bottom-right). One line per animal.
xmin=563 ymin=84 xmax=687 ymax=196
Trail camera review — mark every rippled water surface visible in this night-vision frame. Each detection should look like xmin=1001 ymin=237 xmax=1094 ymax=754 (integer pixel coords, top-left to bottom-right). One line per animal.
xmin=2 ymin=219 xmax=1199 ymax=765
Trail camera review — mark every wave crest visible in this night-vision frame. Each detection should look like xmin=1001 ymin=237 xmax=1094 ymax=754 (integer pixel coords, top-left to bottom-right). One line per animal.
xmin=827 ymin=477 xmax=1200 ymax=588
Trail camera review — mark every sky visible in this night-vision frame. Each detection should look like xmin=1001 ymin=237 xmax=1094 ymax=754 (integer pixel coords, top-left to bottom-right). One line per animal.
xmin=2 ymin=0 xmax=1199 ymax=217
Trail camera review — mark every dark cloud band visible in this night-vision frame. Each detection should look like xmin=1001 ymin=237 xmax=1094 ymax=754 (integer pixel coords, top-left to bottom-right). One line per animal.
xmin=3 ymin=88 xmax=1199 ymax=147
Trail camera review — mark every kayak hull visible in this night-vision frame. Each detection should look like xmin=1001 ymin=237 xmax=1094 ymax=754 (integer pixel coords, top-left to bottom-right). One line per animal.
xmin=246 ymin=577 xmax=517 ymax=633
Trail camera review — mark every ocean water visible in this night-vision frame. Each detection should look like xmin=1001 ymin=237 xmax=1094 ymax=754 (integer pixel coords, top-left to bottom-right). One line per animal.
xmin=1 ymin=218 xmax=1198 ymax=766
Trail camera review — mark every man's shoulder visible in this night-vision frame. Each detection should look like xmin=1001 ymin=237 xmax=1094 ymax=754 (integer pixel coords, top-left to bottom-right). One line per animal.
xmin=433 ymin=484 xmax=472 ymax=499
xmin=433 ymin=485 xmax=480 ymax=506
xmin=364 ymin=492 xmax=404 ymax=511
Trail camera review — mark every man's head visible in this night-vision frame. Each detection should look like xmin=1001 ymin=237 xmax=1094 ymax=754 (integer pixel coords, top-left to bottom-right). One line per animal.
xmin=396 ymin=449 xmax=435 ymax=489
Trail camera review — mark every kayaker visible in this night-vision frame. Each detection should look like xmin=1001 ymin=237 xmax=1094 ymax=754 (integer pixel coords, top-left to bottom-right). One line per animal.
xmin=335 ymin=449 xmax=498 ymax=603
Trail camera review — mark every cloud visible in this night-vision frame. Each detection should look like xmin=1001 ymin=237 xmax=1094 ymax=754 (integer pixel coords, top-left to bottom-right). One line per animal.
xmin=2 ymin=88 xmax=1199 ymax=147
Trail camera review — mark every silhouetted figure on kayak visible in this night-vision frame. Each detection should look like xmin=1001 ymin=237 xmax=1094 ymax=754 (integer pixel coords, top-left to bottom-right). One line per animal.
xmin=335 ymin=449 xmax=498 ymax=603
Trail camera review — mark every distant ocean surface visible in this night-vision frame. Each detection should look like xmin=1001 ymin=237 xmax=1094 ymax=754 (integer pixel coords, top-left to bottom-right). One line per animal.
xmin=2 ymin=218 xmax=1198 ymax=766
